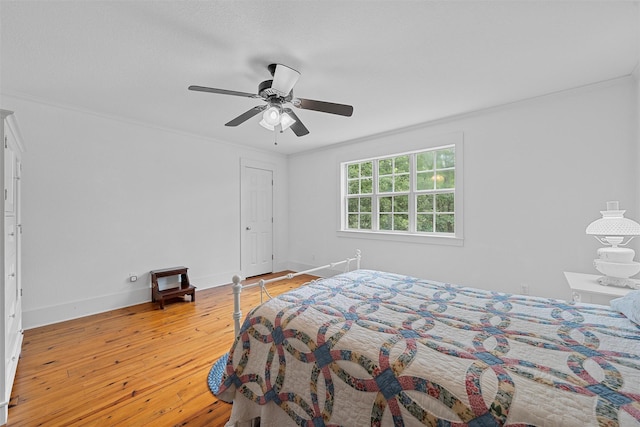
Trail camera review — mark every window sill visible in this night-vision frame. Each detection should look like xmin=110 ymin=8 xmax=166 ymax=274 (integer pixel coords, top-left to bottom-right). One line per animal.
xmin=336 ymin=230 xmax=464 ymax=246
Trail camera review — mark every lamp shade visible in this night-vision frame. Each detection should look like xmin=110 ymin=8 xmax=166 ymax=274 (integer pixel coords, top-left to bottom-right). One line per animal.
xmin=586 ymin=201 xmax=640 ymax=236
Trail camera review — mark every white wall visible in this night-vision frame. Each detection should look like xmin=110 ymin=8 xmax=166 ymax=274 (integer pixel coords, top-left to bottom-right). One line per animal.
xmin=288 ymin=77 xmax=638 ymax=300
xmin=2 ymin=94 xmax=289 ymax=329
xmin=636 ymin=5 xmax=640 ymax=222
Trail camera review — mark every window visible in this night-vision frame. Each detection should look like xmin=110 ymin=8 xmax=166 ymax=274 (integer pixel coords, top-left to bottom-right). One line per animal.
xmin=341 ymin=138 xmax=463 ymax=244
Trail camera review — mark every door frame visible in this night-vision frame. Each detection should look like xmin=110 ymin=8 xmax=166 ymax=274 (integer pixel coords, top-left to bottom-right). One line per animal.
xmin=240 ymin=158 xmax=277 ymax=277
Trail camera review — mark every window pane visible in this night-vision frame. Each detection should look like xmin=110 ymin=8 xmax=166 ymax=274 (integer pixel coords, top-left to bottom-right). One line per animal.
xmin=417 ymin=214 xmax=434 ymax=232
xmin=361 ymin=161 xmax=372 ymax=177
xmin=348 ymin=164 xmax=360 ymax=179
xmin=361 ymin=197 xmax=372 ymax=212
xmin=348 ymin=180 xmax=359 ymax=194
xmin=417 ymin=194 xmax=433 ymax=212
xmin=380 ymin=214 xmax=392 ymax=230
xmin=360 ymin=214 xmax=372 ymax=229
xmin=361 ymin=178 xmax=372 ymax=194
xmin=395 ymin=156 xmax=409 ymax=173
xmin=435 ymin=193 xmax=454 ymax=212
xmin=394 ymin=195 xmax=408 ymax=212
xmin=348 ymin=214 xmax=359 ymax=229
xmin=417 ymin=152 xmax=434 ymax=171
xmin=435 ymin=170 xmax=455 ymax=189
xmin=435 ymin=214 xmax=455 ymax=233
xmin=436 ymin=148 xmax=455 ymax=168
xmin=417 ymin=172 xmax=434 ymax=191
xmin=343 ymin=142 xmax=459 ymax=238
xmin=379 ymin=176 xmax=393 ymax=193
xmin=348 ymin=198 xmax=359 ymax=213
xmin=395 ymin=214 xmax=409 ymax=231
xmin=379 ymin=158 xmax=393 ymax=175
xmin=395 ymin=174 xmax=410 ymax=192
xmin=379 ymin=196 xmax=392 ymax=213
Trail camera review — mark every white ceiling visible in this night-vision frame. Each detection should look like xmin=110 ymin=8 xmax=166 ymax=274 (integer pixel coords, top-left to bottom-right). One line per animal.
xmin=1 ymin=1 xmax=638 ymax=155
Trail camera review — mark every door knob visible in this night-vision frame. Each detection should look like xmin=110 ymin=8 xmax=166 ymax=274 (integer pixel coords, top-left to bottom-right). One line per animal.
xmin=246 ymin=226 xmax=251 ymax=230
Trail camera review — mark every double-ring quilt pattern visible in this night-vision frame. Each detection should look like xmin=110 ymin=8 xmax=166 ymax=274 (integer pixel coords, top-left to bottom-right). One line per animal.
xmin=215 ymin=270 xmax=640 ymax=426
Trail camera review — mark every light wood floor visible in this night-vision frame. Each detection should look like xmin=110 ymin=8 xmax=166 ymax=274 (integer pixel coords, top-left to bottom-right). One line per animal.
xmin=8 ymin=272 xmax=317 ymax=426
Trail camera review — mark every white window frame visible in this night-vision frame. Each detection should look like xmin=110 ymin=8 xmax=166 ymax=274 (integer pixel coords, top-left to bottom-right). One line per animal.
xmin=338 ymin=134 xmax=463 ymax=246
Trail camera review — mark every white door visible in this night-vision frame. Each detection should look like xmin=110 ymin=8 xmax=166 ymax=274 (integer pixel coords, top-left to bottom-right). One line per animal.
xmin=241 ymin=166 xmax=273 ymax=278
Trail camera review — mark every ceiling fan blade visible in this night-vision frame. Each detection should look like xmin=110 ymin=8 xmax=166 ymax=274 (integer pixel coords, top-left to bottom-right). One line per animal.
xmin=271 ymin=64 xmax=300 ymax=96
xmin=189 ymin=85 xmax=260 ymax=99
xmin=225 ymin=105 xmax=267 ymax=127
xmin=293 ymin=98 xmax=353 ymax=117
xmin=283 ymin=108 xmax=310 ymax=137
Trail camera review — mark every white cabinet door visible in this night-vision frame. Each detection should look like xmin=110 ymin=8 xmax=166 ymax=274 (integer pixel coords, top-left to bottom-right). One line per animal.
xmin=1 ymin=111 xmax=24 ymax=425
xmin=3 ymin=139 xmax=15 ymax=215
xmin=4 ymin=215 xmax=20 ymax=399
xmin=4 ymin=216 xmax=17 ymax=320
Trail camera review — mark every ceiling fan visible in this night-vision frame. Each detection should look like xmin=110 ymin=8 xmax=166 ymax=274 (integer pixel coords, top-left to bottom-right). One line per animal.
xmin=188 ymin=63 xmax=353 ymax=137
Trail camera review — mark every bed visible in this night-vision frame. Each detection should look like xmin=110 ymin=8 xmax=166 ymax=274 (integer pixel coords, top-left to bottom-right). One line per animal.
xmin=211 ymin=255 xmax=640 ymax=426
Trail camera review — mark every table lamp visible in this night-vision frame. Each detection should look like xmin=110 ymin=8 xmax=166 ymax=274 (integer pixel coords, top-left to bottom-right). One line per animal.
xmin=586 ymin=201 xmax=640 ymax=288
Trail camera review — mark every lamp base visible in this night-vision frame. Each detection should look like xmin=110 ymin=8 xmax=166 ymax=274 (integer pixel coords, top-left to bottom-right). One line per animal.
xmin=597 ymin=275 xmax=640 ymax=289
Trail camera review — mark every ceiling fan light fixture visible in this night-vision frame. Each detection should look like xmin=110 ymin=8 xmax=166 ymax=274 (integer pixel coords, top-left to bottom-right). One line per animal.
xmin=258 ymin=119 xmax=275 ymax=131
xmin=259 ymin=111 xmax=296 ymax=132
xmin=262 ymin=106 xmax=280 ymax=126
xmin=280 ymin=112 xmax=296 ymax=131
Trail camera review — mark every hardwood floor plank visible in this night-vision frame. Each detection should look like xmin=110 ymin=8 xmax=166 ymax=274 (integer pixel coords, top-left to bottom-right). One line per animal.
xmin=8 ymin=273 xmax=316 ymax=426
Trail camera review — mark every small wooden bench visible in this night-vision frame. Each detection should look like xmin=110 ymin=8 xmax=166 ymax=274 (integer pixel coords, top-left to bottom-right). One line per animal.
xmin=150 ymin=266 xmax=196 ymax=309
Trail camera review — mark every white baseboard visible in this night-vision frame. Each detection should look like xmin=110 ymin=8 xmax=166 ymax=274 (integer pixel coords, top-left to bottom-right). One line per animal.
xmin=23 ymin=288 xmax=152 ymax=330
xmin=22 ymin=266 xmax=348 ymax=329
xmin=23 ymin=271 xmax=237 ymax=330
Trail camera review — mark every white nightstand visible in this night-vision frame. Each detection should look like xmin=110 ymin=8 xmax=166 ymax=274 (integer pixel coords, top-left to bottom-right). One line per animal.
xmin=563 ymin=272 xmax=636 ymax=305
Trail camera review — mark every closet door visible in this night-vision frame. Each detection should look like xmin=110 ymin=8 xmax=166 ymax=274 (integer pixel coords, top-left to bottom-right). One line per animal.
xmin=1 ymin=110 xmax=24 ymax=425
xmin=3 ymin=215 xmax=19 ymax=392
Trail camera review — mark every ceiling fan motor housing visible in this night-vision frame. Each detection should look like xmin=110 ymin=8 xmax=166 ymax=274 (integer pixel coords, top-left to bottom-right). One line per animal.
xmin=258 ymin=80 xmax=277 ymax=97
xmin=258 ymin=80 xmax=291 ymax=105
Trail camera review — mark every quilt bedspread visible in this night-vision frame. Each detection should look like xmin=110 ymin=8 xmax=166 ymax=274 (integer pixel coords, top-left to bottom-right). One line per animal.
xmin=215 ymin=270 xmax=640 ymax=426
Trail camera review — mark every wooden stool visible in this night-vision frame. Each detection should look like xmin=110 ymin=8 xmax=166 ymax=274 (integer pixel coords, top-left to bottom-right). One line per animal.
xmin=150 ymin=266 xmax=196 ymax=309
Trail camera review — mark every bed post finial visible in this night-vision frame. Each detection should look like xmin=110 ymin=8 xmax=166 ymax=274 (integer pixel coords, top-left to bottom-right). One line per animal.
xmin=356 ymin=249 xmax=361 ymax=270
xmin=232 ymin=275 xmax=243 ymax=336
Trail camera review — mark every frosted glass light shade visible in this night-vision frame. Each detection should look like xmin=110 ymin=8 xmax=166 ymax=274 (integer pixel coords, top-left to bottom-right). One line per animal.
xmin=279 ymin=112 xmax=296 ymax=131
xmin=262 ymin=107 xmax=280 ymax=126
xmin=259 ymin=111 xmax=295 ymax=132
xmin=586 ymin=201 xmax=640 ymax=236
xmin=259 ymin=119 xmax=275 ymax=131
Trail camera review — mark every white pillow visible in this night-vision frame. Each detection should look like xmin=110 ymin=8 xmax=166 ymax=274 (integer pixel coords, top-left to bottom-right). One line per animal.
xmin=610 ymin=290 xmax=640 ymax=325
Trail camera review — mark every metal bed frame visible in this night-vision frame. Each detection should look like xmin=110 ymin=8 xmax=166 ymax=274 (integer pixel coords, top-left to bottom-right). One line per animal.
xmin=231 ymin=250 xmax=361 ymax=336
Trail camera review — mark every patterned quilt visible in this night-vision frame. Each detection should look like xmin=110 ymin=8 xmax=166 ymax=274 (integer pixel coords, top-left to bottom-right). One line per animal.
xmin=215 ymin=270 xmax=640 ymax=426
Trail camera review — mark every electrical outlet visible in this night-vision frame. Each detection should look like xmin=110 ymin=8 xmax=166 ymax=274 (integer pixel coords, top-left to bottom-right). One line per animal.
xmin=520 ymin=283 xmax=529 ymax=295
xmin=129 ymin=273 xmax=138 ymax=282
